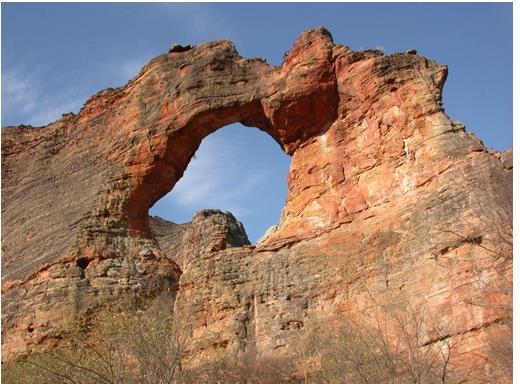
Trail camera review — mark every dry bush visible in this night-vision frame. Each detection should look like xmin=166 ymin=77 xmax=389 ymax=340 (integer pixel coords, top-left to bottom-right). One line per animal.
xmin=486 ymin=318 xmax=513 ymax=382
xmin=298 ymin=304 xmax=465 ymax=384
xmin=181 ymin=348 xmax=298 ymax=384
xmin=2 ymin=305 xmax=297 ymax=384
xmin=2 ymin=301 xmax=189 ymax=384
xmin=439 ymin=203 xmax=512 ymax=382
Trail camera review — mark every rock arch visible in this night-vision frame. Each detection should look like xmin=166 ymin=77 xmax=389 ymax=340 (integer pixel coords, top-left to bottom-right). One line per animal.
xmin=2 ymin=27 xmax=512 ymax=379
xmin=120 ymin=28 xmax=338 ymax=238
xmin=2 ymin=26 xmax=339 ymax=358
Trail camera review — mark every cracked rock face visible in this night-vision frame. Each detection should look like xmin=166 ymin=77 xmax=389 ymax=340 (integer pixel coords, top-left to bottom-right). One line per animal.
xmin=1 ymin=28 xmax=512 ymax=378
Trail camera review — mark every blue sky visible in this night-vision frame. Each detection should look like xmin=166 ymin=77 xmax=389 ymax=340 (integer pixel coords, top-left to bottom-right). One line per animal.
xmin=2 ymin=3 xmax=512 ymax=242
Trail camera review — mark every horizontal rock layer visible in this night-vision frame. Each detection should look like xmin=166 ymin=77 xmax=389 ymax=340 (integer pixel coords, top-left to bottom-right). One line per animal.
xmin=1 ymin=28 xmax=512 ymax=380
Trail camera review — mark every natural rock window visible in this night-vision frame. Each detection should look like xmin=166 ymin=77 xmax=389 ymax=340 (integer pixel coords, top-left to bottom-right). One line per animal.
xmin=149 ymin=123 xmax=291 ymax=244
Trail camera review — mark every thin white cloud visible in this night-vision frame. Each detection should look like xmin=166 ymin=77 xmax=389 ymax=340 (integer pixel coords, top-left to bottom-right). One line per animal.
xmin=26 ymin=99 xmax=84 ymax=127
xmin=157 ymin=130 xmax=269 ymax=220
xmin=2 ymin=3 xmax=238 ymax=128
xmin=2 ymin=65 xmax=85 ymax=127
xmin=2 ymin=53 xmax=147 ymax=128
xmin=2 ymin=66 xmax=39 ymax=116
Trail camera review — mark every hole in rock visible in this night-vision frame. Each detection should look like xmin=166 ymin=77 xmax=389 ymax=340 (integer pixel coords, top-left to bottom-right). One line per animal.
xmin=149 ymin=123 xmax=291 ymax=244
xmin=76 ymin=258 xmax=90 ymax=270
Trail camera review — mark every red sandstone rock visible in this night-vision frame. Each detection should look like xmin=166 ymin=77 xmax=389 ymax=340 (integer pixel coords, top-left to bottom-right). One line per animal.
xmin=1 ymin=28 xmax=511 ymax=380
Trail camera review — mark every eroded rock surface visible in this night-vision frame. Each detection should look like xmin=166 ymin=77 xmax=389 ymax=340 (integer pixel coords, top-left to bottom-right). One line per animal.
xmin=150 ymin=210 xmax=250 ymax=270
xmin=1 ymin=28 xmax=512 ymax=379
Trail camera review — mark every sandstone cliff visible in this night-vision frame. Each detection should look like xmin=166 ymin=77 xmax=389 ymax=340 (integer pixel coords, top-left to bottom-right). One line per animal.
xmin=1 ymin=28 xmax=512 ymax=380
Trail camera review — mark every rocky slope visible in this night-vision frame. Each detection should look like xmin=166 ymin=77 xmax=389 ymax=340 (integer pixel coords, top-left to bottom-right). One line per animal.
xmin=1 ymin=28 xmax=512 ymax=379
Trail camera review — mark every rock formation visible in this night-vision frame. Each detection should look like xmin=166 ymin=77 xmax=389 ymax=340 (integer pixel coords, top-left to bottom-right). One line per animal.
xmin=1 ymin=28 xmax=512 ymax=380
